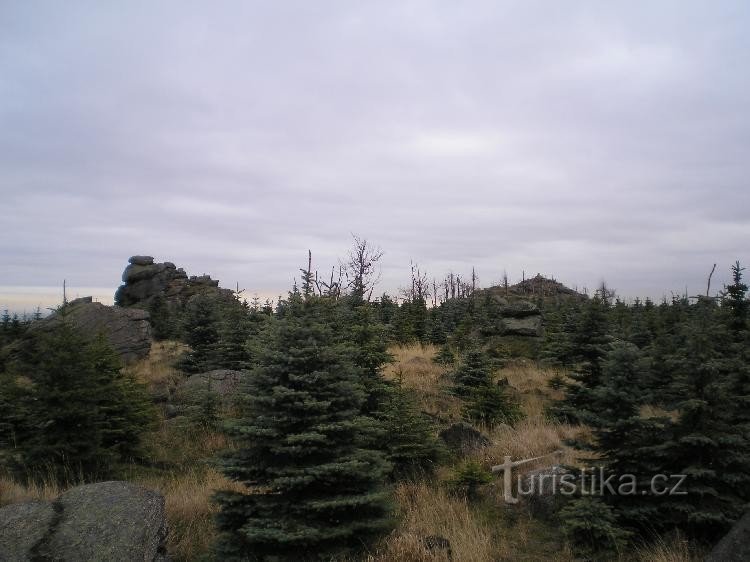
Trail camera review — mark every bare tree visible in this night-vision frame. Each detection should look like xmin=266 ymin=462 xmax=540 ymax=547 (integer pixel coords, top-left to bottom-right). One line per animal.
xmin=706 ymin=263 xmax=717 ymax=297
xmin=596 ymin=280 xmax=616 ymax=305
xmin=401 ymin=260 xmax=430 ymax=302
xmin=341 ymin=234 xmax=383 ymax=301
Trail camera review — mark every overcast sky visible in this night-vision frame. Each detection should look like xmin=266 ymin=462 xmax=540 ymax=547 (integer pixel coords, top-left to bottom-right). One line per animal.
xmin=2 ymin=1 xmax=749 ymax=311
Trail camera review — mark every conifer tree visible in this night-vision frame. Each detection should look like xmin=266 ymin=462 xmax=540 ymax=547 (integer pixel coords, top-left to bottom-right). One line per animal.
xmin=4 ymin=324 xmax=153 ymax=483
xmin=451 ymin=349 xmax=492 ymax=397
xmin=148 ymin=294 xmax=175 ymax=340
xmin=86 ymin=334 xmax=155 ymax=461
xmin=551 ymin=296 xmax=612 ymax=423
xmin=654 ymin=300 xmax=750 ymax=540
xmin=12 ymin=323 xmax=105 ymax=481
xmin=214 ymin=294 xmax=392 ymax=560
xmin=579 ymin=343 xmax=671 ymax=528
xmin=391 ymin=301 xmax=415 ymax=345
xmin=179 ymin=294 xmax=221 ymax=373
xmin=215 ymin=299 xmax=253 ymax=370
xmin=433 ymin=344 xmax=456 ymax=366
xmin=346 ymin=303 xmax=392 ymax=415
xmin=722 ymin=261 xmax=748 ymax=335
xmin=376 ymin=384 xmax=443 ymax=479
xmin=463 ymin=382 xmax=522 ymax=426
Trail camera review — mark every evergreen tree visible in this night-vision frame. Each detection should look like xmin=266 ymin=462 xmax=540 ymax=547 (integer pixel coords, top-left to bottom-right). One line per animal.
xmin=433 ymin=344 xmax=456 ymax=366
xmin=722 ymin=261 xmax=748 ymax=335
xmin=346 ymin=303 xmax=392 ymax=415
xmin=214 ymin=294 xmax=392 ymax=561
xmin=447 ymin=461 xmax=492 ymax=501
xmin=215 ymin=299 xmax=253 ymax=370
xmin=654 ymin=300 xmax=750 ymax=540
xmin=428 ymin=307 xmax=447 ymax=345
xmin=580 ymin=343 xmax=671 ymax=528
xmin=391 ymin=301 xmax=415 ymax=345
xmin=148 ymin=294 xmax=175 ymax=340
xmin=451 ymin=349 xmax=492 ymax=397
xmin=551 ymin=296 xmax=612 ymax=423
xmin=3 ymin=323 xmax=153 ymax=483
xmin=86 ymin=334 xmax=155 ymax=461
xmin=376 ymin=384 xmax=443 ymax=479
xmin=560 ymin=496 xmax=630 ymax=555
xmin=463 ymin=382 xmax=522 ymax=426
xmin=179 ymin=294 xmax=221 ymax=373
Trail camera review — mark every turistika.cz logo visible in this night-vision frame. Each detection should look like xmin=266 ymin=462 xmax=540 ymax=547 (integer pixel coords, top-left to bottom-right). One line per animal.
xmin=491 ymin=455 xmax=687 ymax=504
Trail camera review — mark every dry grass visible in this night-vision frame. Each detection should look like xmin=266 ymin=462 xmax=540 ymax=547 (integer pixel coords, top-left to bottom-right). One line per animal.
xmin=635 ymin=533 xmax=705 ymax=562
xmin=383 ymin=344 xmax=464 ymax=421
xmin=135 ymin=467 xmax=246 ymax=562
xmin=125 ymin=340 xmax=188 ymax=397
xmin=368 ymin=482 xmax=495 ymax=562
xmin=0 ymin=473 xmax=63 ymax=507
xmin=498 ymin=362 xmax=566 ymax=418
xmin=469 ymin=416 xmax=586 ymax=472
xmin=144 ymin=421 xmax=229 ymax=468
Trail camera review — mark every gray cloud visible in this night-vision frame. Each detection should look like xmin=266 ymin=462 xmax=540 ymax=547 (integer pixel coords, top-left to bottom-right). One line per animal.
xmin=1 ymin=0 xmax=749 ymax=309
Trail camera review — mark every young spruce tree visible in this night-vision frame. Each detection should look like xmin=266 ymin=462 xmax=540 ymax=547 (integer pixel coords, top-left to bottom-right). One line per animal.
xmin=214 ymin=292 xmax=392 ymax=561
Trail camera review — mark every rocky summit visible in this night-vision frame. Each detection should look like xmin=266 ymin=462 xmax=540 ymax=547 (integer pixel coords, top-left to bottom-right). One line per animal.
xmin=115 ymin=255 xmax=234 ymax=308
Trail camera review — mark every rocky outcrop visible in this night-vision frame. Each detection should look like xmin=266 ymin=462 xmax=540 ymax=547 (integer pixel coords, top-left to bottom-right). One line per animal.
xmin=439 ymin=422 xmax=491 ymax=453
xmin=706 ymin=510 xmax=750 ymax=562
xmin=500 ymin=315 xmax=543 ymax=337
xmin=0 ymin=481 xmax=168 ymax=561
xmin=35 ymin=297 xmax=151 ymax=363
xmin=115 ymin=255 xmax=233 ymax=309
xmin=178 ymin=369 xmax=249 ymax=405
xmin=476 ymin=295 xmax=544 ymax=337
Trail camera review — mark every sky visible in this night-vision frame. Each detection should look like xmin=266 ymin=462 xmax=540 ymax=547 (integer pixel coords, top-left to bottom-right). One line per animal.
xmin=2 ymin=1 xmax=749 ymax=312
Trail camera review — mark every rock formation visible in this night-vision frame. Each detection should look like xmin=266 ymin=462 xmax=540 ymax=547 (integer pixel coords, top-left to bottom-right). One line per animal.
xmin=115 ymin=255 xmax=233 ymax=309
xmin=497 ymin=299 xmax=544 ymax=337
xmin=34 ymin=296 xmax=151 ymax=363
xmin=177 ymin=369 xmax=249 ymax=406
xmin=0 ymin=481 xmax=168 ymax=561
xmin=706 ymin=510 xmax=750 ymax=562
xmin=439 ymin=422 xmax=491 ymax=453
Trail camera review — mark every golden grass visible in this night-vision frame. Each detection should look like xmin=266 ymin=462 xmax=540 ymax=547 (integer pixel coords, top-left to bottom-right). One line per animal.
xmin=498 ymin=362 xmax=566 ymax=418
xmin=135 ymin=467 xmax=246 ymax=562
xmin=383 ymin=344 xmax=464 ymax=422
xmin=469 ymin=416 xmax=586 ymax=471
xmin=0 ymin=473 xmax=63 ymax=507
xmin=635 ymin=533 xmax=705 ymax=562
xmin=368 ymin=482 xmax=495 ymax=562
xmin=125 ymin=340 xmax=188 ymax=396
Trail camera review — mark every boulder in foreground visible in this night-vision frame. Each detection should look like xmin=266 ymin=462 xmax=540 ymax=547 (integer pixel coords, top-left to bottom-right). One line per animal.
xmin=0 ymin=481 xmax=168 ymax=562
xmin=706 ymin=510 xmax=750 ymax=562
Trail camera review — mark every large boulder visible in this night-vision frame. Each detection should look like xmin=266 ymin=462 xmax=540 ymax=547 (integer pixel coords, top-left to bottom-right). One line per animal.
xmin=0 ymin=501 xmax=57 ymax=561
xmin=34 ymin=297 xmax=151 ymax=363
xmin=0 ymin=481 xmax=168 ymax=562
xmin=706 ymin=510 xmax=750 ymax=562
xmin=115 ymin=255 xmax=233 ymax=309
xmin=178 ymin=369 xmax=249 ymax=406
xmin=501 ymin=315 xmax=543 ymax=337
xmin=439 ymin=422 xmax=491 ymax=453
